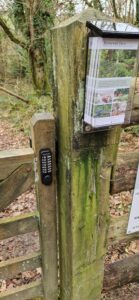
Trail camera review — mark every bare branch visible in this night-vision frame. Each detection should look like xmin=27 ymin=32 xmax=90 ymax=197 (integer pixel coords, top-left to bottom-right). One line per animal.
xmin=0 ymin=87 xmax=29 ymax=104
xmin=0 ymin=16 xmax=28 ymax=49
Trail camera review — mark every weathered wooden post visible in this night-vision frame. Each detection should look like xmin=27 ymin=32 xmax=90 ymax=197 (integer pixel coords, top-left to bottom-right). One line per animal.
xmin=52 ymin=9 xmax=121 ymax=300
xmin=30 ymin=113 xmax=58 ymax=300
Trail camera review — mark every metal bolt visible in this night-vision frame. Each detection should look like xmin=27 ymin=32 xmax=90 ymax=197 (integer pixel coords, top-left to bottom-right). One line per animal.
xmin=85 ymin=125 xmax=92 ymax=132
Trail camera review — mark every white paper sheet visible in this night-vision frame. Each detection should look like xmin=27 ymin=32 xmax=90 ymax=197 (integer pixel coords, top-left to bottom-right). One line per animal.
xmin=127 ymin=165 xmax=139 ymax=234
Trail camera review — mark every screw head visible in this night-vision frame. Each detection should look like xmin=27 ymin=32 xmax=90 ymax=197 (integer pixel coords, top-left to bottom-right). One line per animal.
xmin=85 ymin=125 xmax=92 ymax=132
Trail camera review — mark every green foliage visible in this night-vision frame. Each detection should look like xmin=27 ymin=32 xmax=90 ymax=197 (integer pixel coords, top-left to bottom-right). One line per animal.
xmin=10 ymin=96 xmax=52 ymax=135
xmin=0 ymin=0 xmax=78 ymax=95
xmin=99 ymin=49 xmax=136 ymax=78
xmin=9 ymin=46 xmax=30 ymax=78
xmin=12 ymin=0 xmax=28 ymax=38
xmin=33 ymin=11 xmax=53 ymax=36
xmin=65 ymin=1 xmax=76 ymax=16
xmin=125 ymin=125 xmax=139 ymax=136
xmin=0 ymin=29 xmax=5 ymax=41
xmin=12 ymin=0 xmax=55 ymax=37
xmin=58 ymin=0 xmax=76 ymax=17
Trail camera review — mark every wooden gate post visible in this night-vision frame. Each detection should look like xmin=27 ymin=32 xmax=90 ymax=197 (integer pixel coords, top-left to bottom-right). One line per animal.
xmin=30 ymin=113 xmax=58 ymax=300
xmin=52 ymin=9 xmax=121 ymax=300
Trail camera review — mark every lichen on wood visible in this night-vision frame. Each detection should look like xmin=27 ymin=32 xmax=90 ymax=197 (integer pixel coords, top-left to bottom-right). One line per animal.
xmin=52 ymin=8 xmax=122 ymax=300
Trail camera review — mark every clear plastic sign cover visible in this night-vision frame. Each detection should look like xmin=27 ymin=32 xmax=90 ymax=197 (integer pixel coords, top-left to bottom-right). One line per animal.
xmin=84 ymin=37 xmax=138 ymax=129
xmin=86 ymin=20 xmax=139 ymax=37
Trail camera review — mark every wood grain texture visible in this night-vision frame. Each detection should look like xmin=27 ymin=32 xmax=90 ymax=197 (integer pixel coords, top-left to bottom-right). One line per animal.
xmin=111 ymin=150 xmax=139 ymax=194
xmin=30 ymin=113 xmax=58 ymax=300
xmin=108 ymin=214 xmax=139 ymax=244
xmin=0 ymin=148 xmax=34 ymax=180
xmin=0 ymin=280 xmax=43 ymax=300
xmin=130 ymin=77 xmax=139 ymax=124
xmin=52 ymin=8 xmax=122 ymax=300
xmin=0 ymin=212 xmax=39 ymax=240
xmin=0 ymin=148 xmax=34 ymax=162
xmin=103 ymin=253 xmax=139 ymax=291
xmin=0 ymin=163 xmax=34 ymax=210
xmin=0 ymin=252 xmax=41 ymax=280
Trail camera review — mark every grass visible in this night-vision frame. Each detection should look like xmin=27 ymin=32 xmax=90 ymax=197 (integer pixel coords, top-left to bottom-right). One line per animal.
xmin=0 ymin=82 xmax=53 ymax=135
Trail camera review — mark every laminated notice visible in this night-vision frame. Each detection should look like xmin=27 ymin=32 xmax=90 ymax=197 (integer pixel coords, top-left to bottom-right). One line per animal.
xmin=84 ymin=37 xmax=138 ymax=128
xmin=127 ymin=164 xmax=139 ymax=234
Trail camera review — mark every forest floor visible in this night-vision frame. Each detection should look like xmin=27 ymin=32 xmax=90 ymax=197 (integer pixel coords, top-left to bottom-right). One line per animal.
xmin=0 ymin=92 xmax=139 ymax=299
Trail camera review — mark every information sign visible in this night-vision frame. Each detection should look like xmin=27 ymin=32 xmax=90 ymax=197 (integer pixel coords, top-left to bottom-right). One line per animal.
xmin=127 ymin=164 xmax=139 ymax=234
xmin=84 ymin=37 xmax=138 ymax=128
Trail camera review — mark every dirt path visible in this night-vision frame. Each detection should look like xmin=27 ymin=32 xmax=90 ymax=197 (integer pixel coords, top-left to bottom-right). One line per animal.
xmin=0 ymin=120 xmax=29 ymax=150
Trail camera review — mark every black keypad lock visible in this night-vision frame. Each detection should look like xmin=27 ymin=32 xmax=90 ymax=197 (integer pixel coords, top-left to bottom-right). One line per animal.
xmin=40 ymin=149 xmax=52 ymax=185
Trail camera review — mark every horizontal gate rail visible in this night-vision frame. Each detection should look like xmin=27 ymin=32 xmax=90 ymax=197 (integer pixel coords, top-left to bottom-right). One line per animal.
xmin=0 ymin=148 xmax=34 ymax=181
xmin=108 ymin=214 xmax=139 ymax=244
xmin=111 ymin=150 xmax=139 ymax=194
xmin=0 ymin=251 xmax=41 ymax=280
xmin=0 ymin=148 xmax=34 ymax=163
xmin=0 ymin=280 xmax=43 ymax=300
xmin=0 ymin=212 xmax=39 ymax=240
xmin=0 ymin=148 xmax=34 ymax=211
xmin=0 ymin=163 xmax=34 ymax=210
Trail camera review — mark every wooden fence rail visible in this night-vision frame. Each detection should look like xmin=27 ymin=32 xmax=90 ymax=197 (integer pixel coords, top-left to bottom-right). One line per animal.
xmin=0 ymin=212 xmax=39 ymax=240
xmin=111 ymin=150 xmax=139 ymax=194
xmin=108 ymin=214 xmax=139 ymax=244
xmin=0 ymin=251 xmax=41 ymax=280
xmin=103 ymin=253 xmax=139 ymax=291
xmin=0 ymin=280 xmax=43 ymax=300
xmin=0 ymin=148 xmax=34 ymax=181
xmin=0 ymin=148 xmax=34 ymax=210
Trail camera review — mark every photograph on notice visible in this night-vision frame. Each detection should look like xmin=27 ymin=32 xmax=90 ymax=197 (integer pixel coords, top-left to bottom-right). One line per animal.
xmin=113 ymin=88 xmax=129 ymax=102
xmin=112 ymin=102 xmax=127 ymax=116
xmin=98 ymin=49 xmax=136 ymax=78
xmin=93 ymin=104 xmax=111 ymax=118
xmin=94 ymin=89 xmax=113 ymax=104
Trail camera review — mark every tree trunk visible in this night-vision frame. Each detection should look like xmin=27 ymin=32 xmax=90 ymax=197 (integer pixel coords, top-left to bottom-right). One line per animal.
xmin=0 ymin=37 xmax=5 ymax=82
xmin=136 ymin=0 xmax=139 ymax=23
xmin=29 ymin=38 xmax=48 ymax=96
xmin=103 ymin=254 xmax=139 ymax=291
xmin=111 ymin=0 xmax=119 ymax=18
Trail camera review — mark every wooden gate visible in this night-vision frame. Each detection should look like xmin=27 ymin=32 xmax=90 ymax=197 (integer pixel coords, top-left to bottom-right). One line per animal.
xmin=0 ymin=113 xmax=58 ymax=300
